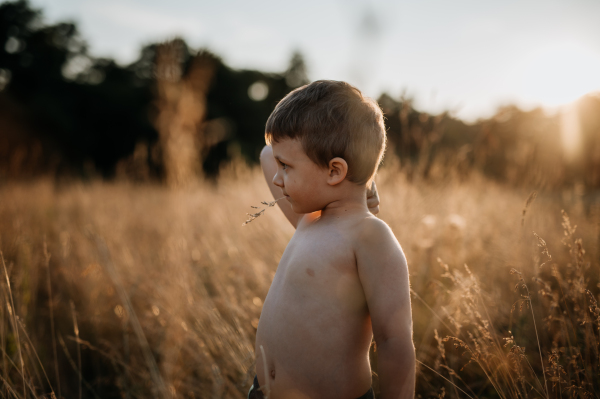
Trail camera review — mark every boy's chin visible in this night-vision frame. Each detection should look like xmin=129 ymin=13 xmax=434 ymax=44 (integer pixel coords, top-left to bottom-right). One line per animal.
xmin=290 ymin=204 xmax=305 ymax=214
xmin=289 ymin=201 xmax=304 ymax=213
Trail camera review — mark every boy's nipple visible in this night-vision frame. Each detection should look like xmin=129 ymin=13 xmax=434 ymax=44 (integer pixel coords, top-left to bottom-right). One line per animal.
xmin=305 ymin=268 xmax=315 ymax=277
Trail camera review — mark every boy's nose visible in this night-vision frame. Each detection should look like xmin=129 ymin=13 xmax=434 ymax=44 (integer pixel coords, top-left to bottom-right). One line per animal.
xmin=273 ymin=171 xmax=283 ymax=188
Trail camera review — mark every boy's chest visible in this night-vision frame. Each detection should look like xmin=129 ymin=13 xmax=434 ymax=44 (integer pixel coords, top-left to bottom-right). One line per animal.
xmin=260 ymin=223 xmax=368 ymax=329
xmin=272 ymin=226 xmax=363 ymax=301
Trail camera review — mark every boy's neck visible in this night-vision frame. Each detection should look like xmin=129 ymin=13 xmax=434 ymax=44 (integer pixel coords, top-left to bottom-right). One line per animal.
xmin=319 ymin=182 xmax=369 ymax=219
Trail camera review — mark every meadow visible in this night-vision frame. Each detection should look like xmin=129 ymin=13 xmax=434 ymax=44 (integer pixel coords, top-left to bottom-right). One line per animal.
xmin=0 ymin=161 xmax=598 ymax=398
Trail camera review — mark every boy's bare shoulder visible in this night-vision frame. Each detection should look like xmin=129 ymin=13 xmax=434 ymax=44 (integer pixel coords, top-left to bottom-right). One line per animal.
xmin=352 ymin=215 xmax=408 ymax=277
xmin=353 ymin=215 xmax=399 ymax=245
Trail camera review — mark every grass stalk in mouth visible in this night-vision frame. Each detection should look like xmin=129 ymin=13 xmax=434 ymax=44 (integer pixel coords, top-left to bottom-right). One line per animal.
xmin=243 ymin=197 xmax=285 ymax=226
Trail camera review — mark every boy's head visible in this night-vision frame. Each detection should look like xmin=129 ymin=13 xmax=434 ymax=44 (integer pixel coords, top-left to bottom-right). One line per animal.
xmin=265 ymin=80 xmax=386 ymax=186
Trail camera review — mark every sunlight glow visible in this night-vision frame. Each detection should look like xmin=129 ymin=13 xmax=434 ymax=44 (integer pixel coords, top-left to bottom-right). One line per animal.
xmin=517 ymin=41 xmax=600 ymax=107
xmin=560 ymin=102 xmax=582 ymax=161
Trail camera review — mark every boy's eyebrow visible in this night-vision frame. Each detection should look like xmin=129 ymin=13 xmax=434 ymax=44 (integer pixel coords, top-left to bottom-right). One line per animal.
xmin=274 ymin=154 xmax=290 ymax=163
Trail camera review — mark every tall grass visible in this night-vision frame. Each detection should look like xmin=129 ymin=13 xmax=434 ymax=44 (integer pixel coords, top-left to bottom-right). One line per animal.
xmin=0 ymin=162 xmax=598 ymax=398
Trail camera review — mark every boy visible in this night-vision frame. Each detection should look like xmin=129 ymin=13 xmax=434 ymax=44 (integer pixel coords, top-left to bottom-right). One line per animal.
xmin=250 ymin=80 xmax=415 ymax=399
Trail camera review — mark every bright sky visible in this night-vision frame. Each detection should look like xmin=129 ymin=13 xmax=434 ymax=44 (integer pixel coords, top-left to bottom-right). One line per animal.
xmin=23 ymin=0 xmax=600 ymax=121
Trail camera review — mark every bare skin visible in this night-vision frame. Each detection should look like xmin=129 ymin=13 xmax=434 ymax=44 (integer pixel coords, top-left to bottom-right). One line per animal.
xmin=255 ymin=142 xmax=415 ymax=399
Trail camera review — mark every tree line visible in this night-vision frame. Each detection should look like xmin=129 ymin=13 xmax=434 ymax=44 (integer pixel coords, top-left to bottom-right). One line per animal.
xmin=1 ymin=0 xmax=599 ymax=189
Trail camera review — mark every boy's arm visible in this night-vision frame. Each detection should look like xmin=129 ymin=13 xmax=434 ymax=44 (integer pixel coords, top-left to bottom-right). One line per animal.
xmin=356 ymin=218 xmax=415 ymax=399
xmin=260 ymin=145 xmax=302 ymax=228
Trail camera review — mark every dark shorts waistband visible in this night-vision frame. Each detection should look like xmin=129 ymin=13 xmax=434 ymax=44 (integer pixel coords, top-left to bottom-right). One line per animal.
xmin=248 ymin=375 xmax=374 ymax=399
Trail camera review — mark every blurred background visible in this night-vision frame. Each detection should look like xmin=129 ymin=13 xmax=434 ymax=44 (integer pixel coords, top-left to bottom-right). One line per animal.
xmin=1 ymin=0 xmax=599 ymax=187
xmin=2 ymin=1 xmax=600 ymax=398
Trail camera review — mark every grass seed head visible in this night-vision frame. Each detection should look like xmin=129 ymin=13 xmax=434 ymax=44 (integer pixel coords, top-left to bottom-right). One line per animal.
xmin=242 ymin=197 xmax=285 ymax=226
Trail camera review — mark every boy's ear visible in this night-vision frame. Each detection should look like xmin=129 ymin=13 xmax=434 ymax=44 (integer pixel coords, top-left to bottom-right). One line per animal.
xmin=327 ymin=157 xmax=348 ymax=186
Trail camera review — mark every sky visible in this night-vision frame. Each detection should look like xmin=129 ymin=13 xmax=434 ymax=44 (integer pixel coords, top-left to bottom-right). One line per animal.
xmin=22 ymin=0 xmax=600 ymax=121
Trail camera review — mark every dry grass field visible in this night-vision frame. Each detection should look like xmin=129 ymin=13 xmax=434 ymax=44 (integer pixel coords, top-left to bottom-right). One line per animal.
xmin=0 ymin=162 xmax=599 ymax=398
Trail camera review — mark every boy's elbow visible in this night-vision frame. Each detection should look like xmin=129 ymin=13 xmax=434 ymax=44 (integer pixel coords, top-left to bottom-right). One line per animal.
xmin=376 ymin=328 xmax=414 ymax=352
xmin=374 ymin=319 xmax=415 ymax=364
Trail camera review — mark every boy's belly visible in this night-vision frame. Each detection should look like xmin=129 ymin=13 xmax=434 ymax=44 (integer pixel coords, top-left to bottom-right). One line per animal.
xmin=255 ymin=261 xmax=373 ymax=398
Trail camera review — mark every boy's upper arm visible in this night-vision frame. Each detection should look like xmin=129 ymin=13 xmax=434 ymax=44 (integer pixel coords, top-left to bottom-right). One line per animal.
xmin=355 ymin=218 xmax=412 ymax=343
xmin=260 ymin=145 xmax=302 ymax=228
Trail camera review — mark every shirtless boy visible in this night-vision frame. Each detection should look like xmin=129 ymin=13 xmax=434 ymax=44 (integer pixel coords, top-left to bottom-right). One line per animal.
xmin=250 ymin=80 xmax=415 ymax=399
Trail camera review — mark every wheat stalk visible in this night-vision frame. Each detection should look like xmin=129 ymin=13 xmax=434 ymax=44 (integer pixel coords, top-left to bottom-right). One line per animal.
xmin=242 ymin=197 xmax=285 ymax=226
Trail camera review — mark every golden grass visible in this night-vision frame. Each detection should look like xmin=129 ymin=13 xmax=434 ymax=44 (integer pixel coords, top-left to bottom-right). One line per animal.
xmin=0 ymin=163 xmax=598 ymax=398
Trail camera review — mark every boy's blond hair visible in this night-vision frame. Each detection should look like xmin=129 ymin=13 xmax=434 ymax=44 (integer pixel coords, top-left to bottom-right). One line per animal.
xmin=265 ymin=80 xmax=386 ymax=185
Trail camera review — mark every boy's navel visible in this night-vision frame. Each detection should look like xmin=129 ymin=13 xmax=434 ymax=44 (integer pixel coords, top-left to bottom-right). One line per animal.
xmin=306 ymin=268 xmax=315 ymax=277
